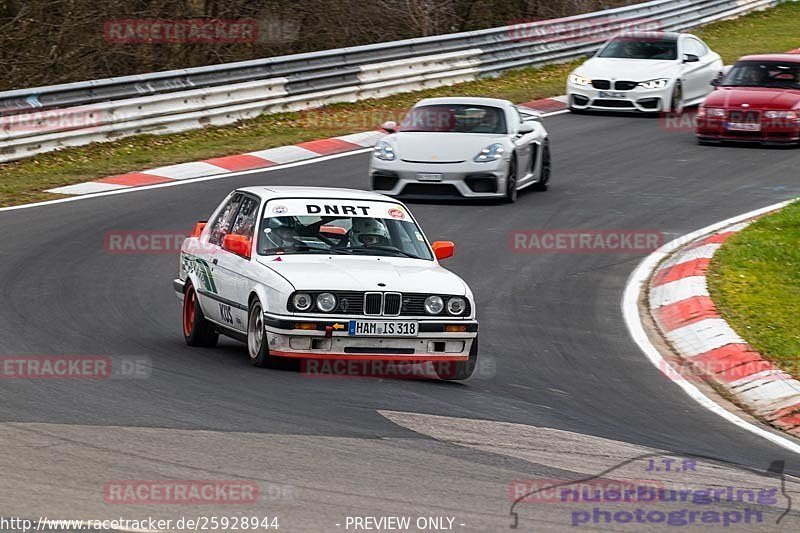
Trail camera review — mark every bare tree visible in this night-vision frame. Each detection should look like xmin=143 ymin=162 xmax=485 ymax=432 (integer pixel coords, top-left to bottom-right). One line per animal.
xmin=0 ymin=0 xmax=640 ymax=90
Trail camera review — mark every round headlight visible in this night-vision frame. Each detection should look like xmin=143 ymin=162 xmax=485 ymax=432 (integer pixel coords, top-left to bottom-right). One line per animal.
xmin=292 ymin=292 xmax=313 ymax=311
xmin=447 ymin=297 xmax=466 ymax=315
xmin=316 ymin=292 xmax=337 ymax=313
xmin=424 ymin=295 xmax=444 ymax=315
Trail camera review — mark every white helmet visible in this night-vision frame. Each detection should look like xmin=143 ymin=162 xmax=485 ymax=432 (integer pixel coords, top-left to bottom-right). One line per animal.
xmin=350 ymin=218 xmax=390 ymax=246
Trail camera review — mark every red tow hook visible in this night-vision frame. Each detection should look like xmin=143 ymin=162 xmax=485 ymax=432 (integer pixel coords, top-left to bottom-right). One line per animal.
xmin=325 ymin=326 xmax=333 ymax=338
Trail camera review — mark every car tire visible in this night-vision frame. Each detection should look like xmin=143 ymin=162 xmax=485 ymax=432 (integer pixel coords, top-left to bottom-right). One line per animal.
xmin=435 ymin=337 xmax=478 ymax=381
xmin=532 ymin=140 xmax=551 ymax=191
xmin=670 ymin=82 xmax=684 ymax=114
xmin=247 ymin=298 xmax=279 ymax=368
xmin=182 ymin=282 xmax=219 ymax=348
xmin=504 ymin=155 xmax=518 ymax=203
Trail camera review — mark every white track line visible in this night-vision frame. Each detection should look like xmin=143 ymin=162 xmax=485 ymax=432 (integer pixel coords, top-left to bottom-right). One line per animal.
xmin=622 ymin=198 xmax=800 ymax=455
xmin=0 ymin=148 xmax=372 ymax=213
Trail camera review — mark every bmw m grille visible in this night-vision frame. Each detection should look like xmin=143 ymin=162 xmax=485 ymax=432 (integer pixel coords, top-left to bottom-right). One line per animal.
xmin=614 ymin=81 xmax=637 ymax=90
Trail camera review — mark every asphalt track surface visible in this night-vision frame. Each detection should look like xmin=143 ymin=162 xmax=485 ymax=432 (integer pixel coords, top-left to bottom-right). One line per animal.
xmin=1 ymin=111 xmax=800 ymax=531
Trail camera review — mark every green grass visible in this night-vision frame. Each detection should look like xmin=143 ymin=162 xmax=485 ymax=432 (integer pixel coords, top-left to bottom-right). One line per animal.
xmin=2 ymin=1 xmax=800 ymax=207
xmin=693 ymin=1 xmax=800 ymax=64
xmin=708 ymin=201 xmax=800 ymax=372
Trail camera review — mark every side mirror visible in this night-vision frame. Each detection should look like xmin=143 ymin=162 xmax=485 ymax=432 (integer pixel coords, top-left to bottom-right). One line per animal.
xmin=191 ymin=221 xmax=207 ymax=238
xmin=518 ymin=122 xmax=535 ymax=134
xmin=710 ymin=72 xmax=724 ymax=87
xmin=381 ymin=121 xmax=397 ymax=133
xmin=431 ymin=241 xmax=454 ymax=261
xmin=683 ymin=53 xmax=699 ymax=63
xmin=222 ymin=233 xmax=252 ymax=259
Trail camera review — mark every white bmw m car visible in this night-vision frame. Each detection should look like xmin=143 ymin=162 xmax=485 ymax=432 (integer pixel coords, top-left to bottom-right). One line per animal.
xmin=175 ymin=187 xmax=479 ymax=380
xmin=567 ymin=32 xmax=723 ymax=113
xmin=369 ymin=97 xmax=550 ymax=202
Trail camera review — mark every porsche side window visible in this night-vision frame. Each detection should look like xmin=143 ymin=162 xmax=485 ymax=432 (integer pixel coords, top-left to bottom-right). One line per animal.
xmin=208 ymin=194 xmax=243 ymax=246
xmin=230 ymin=196 xmax=260 ymax=239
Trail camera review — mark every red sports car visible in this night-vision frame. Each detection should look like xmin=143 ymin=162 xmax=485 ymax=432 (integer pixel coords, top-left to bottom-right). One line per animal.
xmin=696 ymin=54 xmax=800 ymax=145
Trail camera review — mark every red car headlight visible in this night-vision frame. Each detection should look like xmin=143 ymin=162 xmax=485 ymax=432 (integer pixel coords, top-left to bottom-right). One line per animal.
xmin=764 ymin=110 xmax=798 ymax=120
xmin=698 ymin=107 xmax=725 ymax=118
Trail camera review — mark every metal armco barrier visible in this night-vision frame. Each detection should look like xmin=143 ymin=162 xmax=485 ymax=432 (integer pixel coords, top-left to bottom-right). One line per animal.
xmin=0 ymin=0 xmax=783 ymax=163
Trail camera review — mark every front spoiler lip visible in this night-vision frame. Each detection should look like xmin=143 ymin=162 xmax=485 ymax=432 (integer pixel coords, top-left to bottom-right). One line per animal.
xmin=697 ymin=134 xmax=800 ymax=145
xmin=386 ymin=192 xmax=504 ymax=201
xmin=269 ymin=350 xmax=469 ymax=361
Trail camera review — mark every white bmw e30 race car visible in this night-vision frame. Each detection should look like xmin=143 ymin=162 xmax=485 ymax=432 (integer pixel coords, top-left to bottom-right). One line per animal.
xmin=174 ymin=186 xmax=479 ymax=380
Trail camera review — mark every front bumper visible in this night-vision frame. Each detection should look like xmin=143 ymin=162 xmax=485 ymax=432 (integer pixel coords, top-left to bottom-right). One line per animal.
xmin=370 ymin=157 xmax=509 ymax=199
xmin=567 ymin=82 xmax=670 ymax=113
xmin=263 ymin=313 xmax=478 ymax=361
xmin=697 ymin=116 xmax=800 ymax=144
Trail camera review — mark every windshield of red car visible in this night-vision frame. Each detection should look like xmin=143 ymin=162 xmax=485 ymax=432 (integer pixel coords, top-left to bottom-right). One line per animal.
xmin=722 ymin=61 xmax=800 ymax=89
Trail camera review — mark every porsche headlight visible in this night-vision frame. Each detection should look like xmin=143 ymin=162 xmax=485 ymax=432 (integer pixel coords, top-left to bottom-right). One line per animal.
xmin=446 ymin=297 xmax=466 ymax=316
xmin=292 ymin=292 xmax=313 ymax=311
xmin=474 ymin=143 xmax=505 ymax=163
xmin=316 ymin=292 xmax=337 ymax=313
xmin=424 ymin=296 xmax=444 ymax=315
xmin=568 ymin=73 xmax=592 ymax=87
xmin=638 ymin=78 xmax=670 ymax=90
xmin=373 ymin=140 xmax=396 ymax=161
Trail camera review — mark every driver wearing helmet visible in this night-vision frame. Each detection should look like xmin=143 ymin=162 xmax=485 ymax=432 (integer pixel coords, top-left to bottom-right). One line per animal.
xmin=349 ymin=218 xmax=390 ymax=247
xmin=263 ymin=217 xmax=300 ymax=249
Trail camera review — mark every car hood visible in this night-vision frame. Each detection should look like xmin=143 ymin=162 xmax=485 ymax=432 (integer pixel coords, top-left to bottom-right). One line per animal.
xmin=388 ymin=132 xmax=507 ymax=163
xmin=256 ymin=255 xmax=467 ymax=295
xmin=576 ymin=58 xmax=679 ymax=81
xmin=703 ymin=87 xmax=800 ymax=109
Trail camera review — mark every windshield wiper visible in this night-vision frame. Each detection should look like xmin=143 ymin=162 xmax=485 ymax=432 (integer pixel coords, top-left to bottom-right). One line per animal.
xmin=264 ymin=245 xmax=353 ymax=255
xmin=337 ymin=246 xmax=423 ymax=259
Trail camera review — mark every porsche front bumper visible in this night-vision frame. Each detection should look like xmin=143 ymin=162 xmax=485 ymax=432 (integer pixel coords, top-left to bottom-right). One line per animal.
xmin=370 ymin=157 xmax=510 ymax=199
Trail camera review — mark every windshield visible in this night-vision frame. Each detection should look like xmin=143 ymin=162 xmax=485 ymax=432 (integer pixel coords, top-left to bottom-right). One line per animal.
xmin=258 ymin=200 xmax=433 ymax=260
xmin=597 ymin=36 xmax=677 ymax=60
xmin=721 ymin=61 xmax=800 ymax=89
xmin=399 ymin=104 xmax=507 ymax=134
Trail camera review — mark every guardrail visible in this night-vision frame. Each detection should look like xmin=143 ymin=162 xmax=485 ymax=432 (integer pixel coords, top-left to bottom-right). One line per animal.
xmin=0 ymin=0 xmax=781 ymax=163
